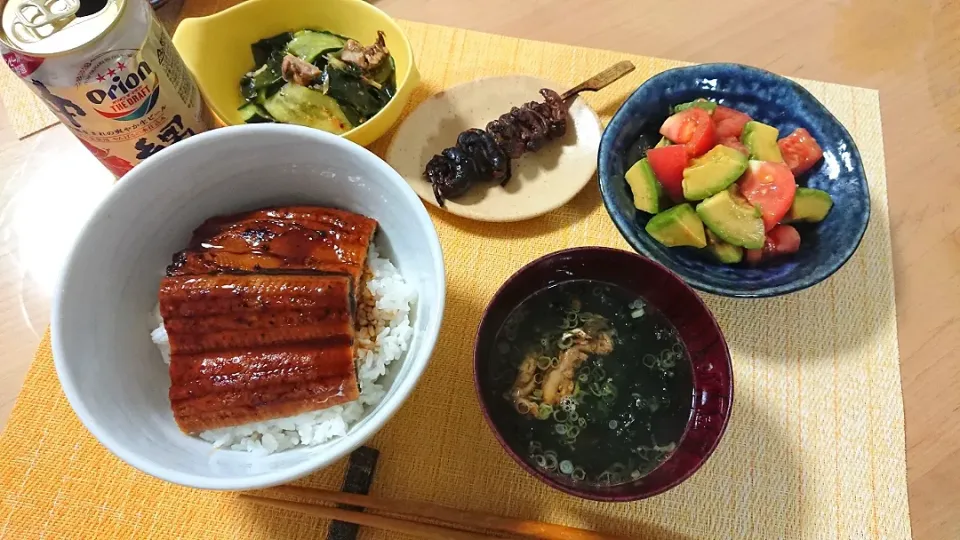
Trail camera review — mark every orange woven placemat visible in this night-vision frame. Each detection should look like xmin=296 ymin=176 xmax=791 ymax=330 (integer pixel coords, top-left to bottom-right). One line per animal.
xmin=0 ymin=18 xmax=910 ymax=540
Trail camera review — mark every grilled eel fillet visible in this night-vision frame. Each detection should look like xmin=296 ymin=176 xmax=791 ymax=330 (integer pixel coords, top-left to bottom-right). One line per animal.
xmin=166 ymin=206 xmax=378 ymax=294
xmin=159 ymin=273 xmax=359 ymax=433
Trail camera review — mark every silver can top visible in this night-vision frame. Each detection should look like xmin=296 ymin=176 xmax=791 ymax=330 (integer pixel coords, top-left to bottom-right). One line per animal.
xmin=1 ymin=0 xmax=124 ymax=56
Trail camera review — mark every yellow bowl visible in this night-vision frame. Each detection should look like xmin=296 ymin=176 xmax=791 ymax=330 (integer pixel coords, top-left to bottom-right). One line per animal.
xmin=172 ymin=0 xmax=419 ymax=147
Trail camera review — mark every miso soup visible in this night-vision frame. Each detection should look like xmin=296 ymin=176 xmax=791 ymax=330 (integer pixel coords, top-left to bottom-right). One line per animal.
xmin=487 ymin=279 xmax=694 ymax=486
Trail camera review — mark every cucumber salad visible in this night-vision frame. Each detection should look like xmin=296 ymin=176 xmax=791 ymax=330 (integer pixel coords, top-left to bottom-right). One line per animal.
xmin=625 ymin=98 xmax=833 ymax=265
xmin=238 ymin=29 xmax=396 ymax=134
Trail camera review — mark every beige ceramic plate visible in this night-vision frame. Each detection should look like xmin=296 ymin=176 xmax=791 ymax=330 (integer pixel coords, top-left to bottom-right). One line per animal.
xmin=386 ymin=76 xmax=603 ymax=222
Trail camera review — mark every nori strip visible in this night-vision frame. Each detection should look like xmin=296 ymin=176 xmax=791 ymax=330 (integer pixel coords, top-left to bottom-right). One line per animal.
xmin=326 ymin=445 xmax=380 ymax=540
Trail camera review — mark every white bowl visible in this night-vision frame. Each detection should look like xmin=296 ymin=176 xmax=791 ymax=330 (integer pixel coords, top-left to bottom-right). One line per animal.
xmin=51 ymin=125 xmax=445 ymax=490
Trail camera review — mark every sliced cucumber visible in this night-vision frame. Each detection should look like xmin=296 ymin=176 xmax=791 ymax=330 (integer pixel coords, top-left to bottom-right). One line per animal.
xmin=238 ymin=102 xmax=273 ymax=123
xmin=263 ymin=83 xmax=353 ymax=134
xmin=286 ymin=30 xmax=346 ymax=63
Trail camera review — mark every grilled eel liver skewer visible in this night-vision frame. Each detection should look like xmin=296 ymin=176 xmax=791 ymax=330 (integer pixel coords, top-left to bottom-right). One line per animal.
xmin=423 ymin=61 xmax=635 ymax=206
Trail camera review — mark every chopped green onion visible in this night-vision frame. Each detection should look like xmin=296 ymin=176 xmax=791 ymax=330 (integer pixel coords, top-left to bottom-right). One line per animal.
xmin=559 ymin=460 xmax=574 ymax=475
xmin=573 ymin=467 xmax=586 ymax=481
xmin=552 ymin=410 xmax=568 ymax=423
xmin=536 ymin=356 xmax=551 ymax=370
xmin=555 ymin=424 xmax=568 ymax=435
xmin=536 ymin=403 xmax=553 ymax=420
xmin=642 ymin=354 xmax=656 ymax=368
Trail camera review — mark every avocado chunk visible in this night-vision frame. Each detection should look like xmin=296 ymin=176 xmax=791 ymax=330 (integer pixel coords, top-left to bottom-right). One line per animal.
xmin=705 ymin=229 xmax=744 ymax=264
xmin=696 ymin=187 xmax=765 ymax=249
xmin=645 ymin=203 xmax=707 ymax=248
xmin=654 ymin=136 xmax=672 ymax=148
xmin=673 ymin=98 xmax=717 ymax=114
xmin=682 ymin=145 xmax=749 ymax=201
xmin=624 ymin=158 xmax=662 ymax=214
xmin=785 ymin=187 xmax=834 ymax=223
xmin=740 ymin=121 xmax=784 ymax=162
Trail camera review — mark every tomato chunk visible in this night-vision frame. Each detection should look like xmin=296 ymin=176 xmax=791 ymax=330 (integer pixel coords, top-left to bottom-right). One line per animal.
xmin=744 ymin=224 xmax=801 ymax=265
xmin=719 ymin=136 xmax=749 ymax=156
xmin=645 ymin=145 xmax=688 ymax=201
xmin=738 ymin=161 xmax=797 ymax=230
xmin=744 ymin=248 xmax=764 ymax=265
xmin=778 ymin=128 xmax=824 ymax=175
xmin=713 ymin=105 xmax=752 ymax=139
xmin=659 ymin=108 xmax=717 ymax=157
xmin=766 ymin=224 xmax=801 ymax=255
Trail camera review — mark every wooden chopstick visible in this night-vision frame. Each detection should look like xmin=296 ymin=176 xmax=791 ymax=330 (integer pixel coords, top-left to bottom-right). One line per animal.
xmin=246 ymin=485 xmax=629 ymax=540
xmin=241 ymin=494 xmax=497 ymax=540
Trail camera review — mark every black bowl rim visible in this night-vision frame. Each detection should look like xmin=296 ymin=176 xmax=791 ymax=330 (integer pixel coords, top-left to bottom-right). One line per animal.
xmin=472 ymin=246 xmax=734 ymax=502
xmin=597 ymin=62 xmax=871 ymax=298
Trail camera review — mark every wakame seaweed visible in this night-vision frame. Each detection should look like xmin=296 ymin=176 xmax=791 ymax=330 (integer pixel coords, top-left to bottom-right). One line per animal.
xmin=250 ymin=32 xmax=294 ymax=67
xmin=322 ymin=59 xmax=394 ymax=119
xmin=239 ymin=50 xmax=285 ymax=103
xmin=238 ymin=29 xmax=396 ymax=132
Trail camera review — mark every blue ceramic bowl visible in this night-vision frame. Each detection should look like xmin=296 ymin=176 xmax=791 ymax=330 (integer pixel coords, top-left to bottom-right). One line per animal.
xmin=598 ymin=63 xmax=870 ymax=298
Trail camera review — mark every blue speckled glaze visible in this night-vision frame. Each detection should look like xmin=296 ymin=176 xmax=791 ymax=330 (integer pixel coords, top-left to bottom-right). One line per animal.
xmin=598 ymin=63 xmax=870 ymax=298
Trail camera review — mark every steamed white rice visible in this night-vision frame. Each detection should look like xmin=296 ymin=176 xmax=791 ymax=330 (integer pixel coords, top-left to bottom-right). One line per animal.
xmin=150 ymin=243 xmax=416 ymax=455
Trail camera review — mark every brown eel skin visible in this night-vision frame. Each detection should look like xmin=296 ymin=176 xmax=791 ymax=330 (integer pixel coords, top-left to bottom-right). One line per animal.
xmin=166 ymin=206 xmax=378 ymax=295
xmin=159 ymin=268 xmax=360 ymax=433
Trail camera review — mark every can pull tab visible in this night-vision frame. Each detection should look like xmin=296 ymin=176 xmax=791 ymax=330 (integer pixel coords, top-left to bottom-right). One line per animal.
xmin=10 ymin=0 xmax=80 ymax=43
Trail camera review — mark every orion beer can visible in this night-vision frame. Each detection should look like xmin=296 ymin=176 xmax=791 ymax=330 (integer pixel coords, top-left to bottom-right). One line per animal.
xmin=0 ymin=0 xmax=207 ymax=177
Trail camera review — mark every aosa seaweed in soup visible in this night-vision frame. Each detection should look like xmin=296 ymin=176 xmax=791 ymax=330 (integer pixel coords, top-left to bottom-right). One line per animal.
xmin=488 ymin=280 xmax=695 ymax=486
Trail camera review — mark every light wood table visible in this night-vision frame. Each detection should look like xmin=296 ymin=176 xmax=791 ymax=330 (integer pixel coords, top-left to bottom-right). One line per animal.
xmin=0 ymin=0 xmax=956 ymax=537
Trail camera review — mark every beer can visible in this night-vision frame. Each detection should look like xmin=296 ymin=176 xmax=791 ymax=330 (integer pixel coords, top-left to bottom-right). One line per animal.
xmin=0 ymin=0 xmax=208 ymax=177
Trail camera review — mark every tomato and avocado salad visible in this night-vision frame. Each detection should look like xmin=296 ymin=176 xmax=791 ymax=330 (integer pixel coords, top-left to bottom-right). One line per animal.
xmin=626 ymin=98 xmax=831 ymax=265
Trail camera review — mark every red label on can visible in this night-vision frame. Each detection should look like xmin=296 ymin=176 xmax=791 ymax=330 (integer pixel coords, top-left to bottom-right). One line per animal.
xmin=2 ymin=51 xmax=44 ymax=77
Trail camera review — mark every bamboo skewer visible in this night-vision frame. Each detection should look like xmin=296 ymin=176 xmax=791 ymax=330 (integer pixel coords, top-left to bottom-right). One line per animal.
xmin=243 ymin=485 xmax=629 ymax=540
xmin=561 ymin=60 xmax=636 ymax=100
